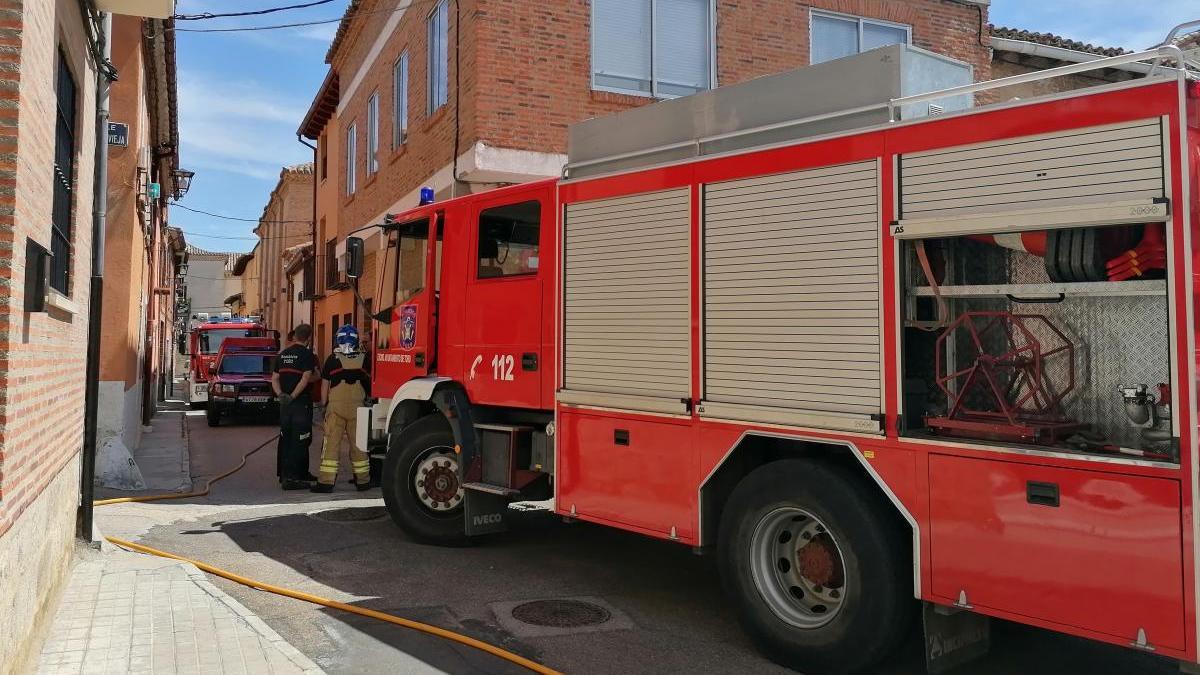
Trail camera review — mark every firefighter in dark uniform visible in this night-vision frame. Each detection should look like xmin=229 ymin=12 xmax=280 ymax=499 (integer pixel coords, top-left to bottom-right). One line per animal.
xmin=312 ymin=325 xmax=372 ymax=492
xmin=272 ymin=323 xmax=318 ymax=490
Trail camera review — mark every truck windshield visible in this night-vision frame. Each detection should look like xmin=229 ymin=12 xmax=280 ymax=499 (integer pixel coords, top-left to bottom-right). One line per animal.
xmin=200 ymin=329 xmax=257 ymax=354
xmin=218 ymin=354 xmax=274 ymax=374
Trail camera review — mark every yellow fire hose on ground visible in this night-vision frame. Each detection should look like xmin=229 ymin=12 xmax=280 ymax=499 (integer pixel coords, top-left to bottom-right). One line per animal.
xmin=95 ymin=435 xmax=562 ymax=675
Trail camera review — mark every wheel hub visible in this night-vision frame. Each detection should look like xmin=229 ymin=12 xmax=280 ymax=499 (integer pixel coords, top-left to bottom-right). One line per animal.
xmin=413 ymin=449 xmax=463 ymax=512
xmin=750 ymin=507 xmax=848 ymax=629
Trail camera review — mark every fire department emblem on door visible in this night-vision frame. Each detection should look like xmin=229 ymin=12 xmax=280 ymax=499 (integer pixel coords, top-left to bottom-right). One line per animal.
xmin=400 ymin=305 xmax=417 ymax=349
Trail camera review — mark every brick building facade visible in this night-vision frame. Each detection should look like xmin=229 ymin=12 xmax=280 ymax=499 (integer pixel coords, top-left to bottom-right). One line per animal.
xmin=96 ymin=13 xmax=186 ymax=470
xmin=0 ymin=0 xmax=101 ymax=670
xmin=253 ymin=163 xmax=314 ymax=334
xmin=299 ymin=0 xmax=990 ymax=359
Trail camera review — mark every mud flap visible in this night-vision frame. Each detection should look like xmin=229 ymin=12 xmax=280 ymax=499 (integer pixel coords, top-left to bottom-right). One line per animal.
xmin=923 ymin=602 xmax=990 ymax=674
xmin=464 ymin=490 xmax=508 ymax=536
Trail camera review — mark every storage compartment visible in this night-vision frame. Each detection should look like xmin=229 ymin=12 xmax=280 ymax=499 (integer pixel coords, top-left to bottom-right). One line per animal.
xmin=556 ymin=409 xmax=695 ymax=539
xmin=899 ymin=223 xmax=1176 ymax=462
xmin=929 ymin=454 xmax=1185 ymax=650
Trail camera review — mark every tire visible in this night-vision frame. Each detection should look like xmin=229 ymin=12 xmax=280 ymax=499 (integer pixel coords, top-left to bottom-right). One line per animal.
xmin=718 ymin=459 xmax=912 ymax=675
xmin=206 ymin=408 xmax=220 ymax=427
xmin=381 ymin=414 xmax=467 ymax=545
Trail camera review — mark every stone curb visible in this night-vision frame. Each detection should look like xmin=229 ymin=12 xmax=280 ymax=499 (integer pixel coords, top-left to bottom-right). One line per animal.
xmin=180 ymin=563 xmax=325 ymax=674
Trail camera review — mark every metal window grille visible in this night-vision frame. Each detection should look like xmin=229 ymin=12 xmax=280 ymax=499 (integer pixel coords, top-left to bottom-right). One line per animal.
xmin=51 ymin=49 xmax=77 ymax=295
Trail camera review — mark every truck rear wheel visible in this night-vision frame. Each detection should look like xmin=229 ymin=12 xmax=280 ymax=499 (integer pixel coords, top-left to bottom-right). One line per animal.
xmin=718 ymin=459 xmax=911 ymax=674
xmin=381 ymin=414 xmax=467 ymax=545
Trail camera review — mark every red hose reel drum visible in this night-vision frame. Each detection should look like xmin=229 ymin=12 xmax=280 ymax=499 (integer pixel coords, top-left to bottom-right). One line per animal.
xmin=925 ymin=311 xmax=1085 ymax=445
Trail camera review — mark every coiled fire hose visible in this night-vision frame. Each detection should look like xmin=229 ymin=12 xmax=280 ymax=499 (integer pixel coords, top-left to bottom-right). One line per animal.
xmin=95 ymin=435 xmax=561 ymax=675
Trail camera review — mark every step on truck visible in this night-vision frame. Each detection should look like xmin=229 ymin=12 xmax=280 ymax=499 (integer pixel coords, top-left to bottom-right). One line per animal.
xmin=350 ymin=26 xmax=1200 ymax=674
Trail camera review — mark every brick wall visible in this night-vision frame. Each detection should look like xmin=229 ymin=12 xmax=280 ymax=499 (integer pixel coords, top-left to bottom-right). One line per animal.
xmin=255 ymin=165 xmax=313 ymax=333
xmin=0 ymin=0 xmax=99 ymax=669
xmin=311 ymin=0 xmax=988 ymax=342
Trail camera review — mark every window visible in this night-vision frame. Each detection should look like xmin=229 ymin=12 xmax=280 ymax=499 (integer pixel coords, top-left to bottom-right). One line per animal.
xmin=477 ymin=201 xmax=540 ymax=279
xmin=325 ymin=238 xmax=339 ymax=288
xmin=319 ymin=139 xmax=327 ymax=180
xmin=591 ymin=0 xmax=713 ymax=98
xmin=366 ymin=91 xmax=379 ymax=177
xmin=427 ymin=0 xmax=449 ymax=114
xmin=199 ymin=329 xmax=255 ymax=354
xmin=345 ymin=122 xmax=357 ymax=194
xmin=219 ymin=354 xmax=274 ymax=375
xmin=395 ymin=219 xmax=429 ymax=303
xmin=811 ymin=11 xmax=910 ymax=64
xmin=393 ymin=52 xmax=409 ymax=147
xmin=51 ymin=49 xmax=77 ymax=295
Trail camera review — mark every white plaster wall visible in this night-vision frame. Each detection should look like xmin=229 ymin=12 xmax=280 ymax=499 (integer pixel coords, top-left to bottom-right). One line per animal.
xmin=184 ymin=257 xmax=233 ymax=317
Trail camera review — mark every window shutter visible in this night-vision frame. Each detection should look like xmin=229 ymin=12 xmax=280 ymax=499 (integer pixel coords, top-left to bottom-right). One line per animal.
xmin=654 ymin=0 xmax=710 ymax=96
xmin=811 ymin=14 xmax=858 ymax=64
xmin=862 ymin=22 xmax=908 ymax=51
xmin=592 ymin=0 xmax=652 ymax=94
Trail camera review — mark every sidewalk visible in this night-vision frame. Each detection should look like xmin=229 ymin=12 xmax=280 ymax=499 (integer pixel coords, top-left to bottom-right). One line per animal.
xmin=36 ymin=547 xmax=322 ymax=675
xmin=37 ymin=384 xmax=324 ymax=675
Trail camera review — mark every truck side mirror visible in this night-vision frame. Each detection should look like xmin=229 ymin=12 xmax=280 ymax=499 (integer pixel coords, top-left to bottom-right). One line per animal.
xmin=345 ymin=237 xmax=365 ymax=279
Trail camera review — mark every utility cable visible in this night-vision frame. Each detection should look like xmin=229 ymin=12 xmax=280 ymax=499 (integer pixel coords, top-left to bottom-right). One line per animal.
xmin=174 ymin=0 xmax=336 ymax=21
xmin=93 ymin=433 xmax=561 ymax=674
xmin=171 ymin=202 xmax=312 ymax=224
xmin=172 ymin=0 xmax=437 ymax=33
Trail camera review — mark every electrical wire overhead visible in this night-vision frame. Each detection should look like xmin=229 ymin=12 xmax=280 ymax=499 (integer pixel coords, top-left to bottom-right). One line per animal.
xmin=170 ymin=201 xmax=312 ymax=224
xmin=172 ymin=0 xmax=434 ymax=33
xmin=173 ymin=0 xmax=337 ymax=21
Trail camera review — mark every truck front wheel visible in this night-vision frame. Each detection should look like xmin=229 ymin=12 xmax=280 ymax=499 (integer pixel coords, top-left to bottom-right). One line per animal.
xmin=718 ymin=459 xmax=911 ymax=675
xmin=381 ymin=414 xmax=467 ymax=545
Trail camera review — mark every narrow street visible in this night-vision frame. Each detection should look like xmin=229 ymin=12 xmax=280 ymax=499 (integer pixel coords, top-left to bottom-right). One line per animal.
xmin=93 ymin=405 xmax=1177 ymax=675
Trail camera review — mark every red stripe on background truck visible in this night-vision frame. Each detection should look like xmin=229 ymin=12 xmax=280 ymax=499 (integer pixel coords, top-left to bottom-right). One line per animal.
xmin=350 ymin=36 xmax=1200 ymax=673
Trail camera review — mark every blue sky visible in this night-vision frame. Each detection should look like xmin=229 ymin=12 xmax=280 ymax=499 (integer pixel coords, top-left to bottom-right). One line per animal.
xmin=169 ymin=1 xmax=1195 ymax=254
xmin=171 ymin=0 xmax=349 ymax=253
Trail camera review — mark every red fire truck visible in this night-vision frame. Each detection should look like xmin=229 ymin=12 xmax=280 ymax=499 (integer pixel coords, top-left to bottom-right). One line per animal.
xmin=183 ymin=319 xmax=269 ymax=408
xmin=348 ymin=32 xmax=1200 ymax=673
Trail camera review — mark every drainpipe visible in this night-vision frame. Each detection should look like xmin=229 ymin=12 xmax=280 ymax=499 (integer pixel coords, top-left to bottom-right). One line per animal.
xmin=79 ymin=11 xmax=113 ymax=541
xmin=296 ymin=133 xmax=317 ymax=330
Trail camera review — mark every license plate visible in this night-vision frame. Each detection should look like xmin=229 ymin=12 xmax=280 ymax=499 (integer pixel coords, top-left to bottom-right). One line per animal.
xmin=241 ymin=396 xmax=270 ymax=403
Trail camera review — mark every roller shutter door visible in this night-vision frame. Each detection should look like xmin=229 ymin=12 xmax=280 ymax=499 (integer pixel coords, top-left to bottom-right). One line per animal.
xmin=562 ymin=188 xmax=691 ymax=412
xmin=899 ymin=117 xmax=1165 ymax=220
xmin=703 ymin=161 xmax=882 ymax=428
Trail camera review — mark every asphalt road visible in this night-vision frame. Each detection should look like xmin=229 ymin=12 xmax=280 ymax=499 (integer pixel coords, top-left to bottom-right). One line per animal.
xmin=100 ymin=408 xmax=1178 ymax=675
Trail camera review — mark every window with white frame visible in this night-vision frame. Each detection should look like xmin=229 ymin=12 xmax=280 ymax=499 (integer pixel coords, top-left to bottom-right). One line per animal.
xmin=393 ymin=52 xmax=409 ymax=147
xmin=591 ymin=0 xmax=713 ymax=98
xmin=345 ymin=122 xmax=357 ymax=194
xmin=427 ymin=0 xmax=449 ymax=114
xmin=366 ymin=92 xmax=379 ymax=177
xmin=811 ymin=11 xmax=910 ymax=65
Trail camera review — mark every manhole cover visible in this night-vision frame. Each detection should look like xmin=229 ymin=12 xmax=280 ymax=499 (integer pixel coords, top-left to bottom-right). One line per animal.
xmin=310 ymin=506 xmax=388 ymax=523
xmin=511 ymin=599 xmax=611 ymax=628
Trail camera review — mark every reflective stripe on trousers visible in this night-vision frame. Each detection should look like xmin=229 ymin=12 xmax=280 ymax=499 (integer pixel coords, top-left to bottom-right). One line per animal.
xmin=318 ymin=404 xmax=369 ymax=485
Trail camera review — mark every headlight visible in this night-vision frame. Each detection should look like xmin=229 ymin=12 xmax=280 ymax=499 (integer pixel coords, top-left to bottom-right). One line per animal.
xmin=214 ymin=384 xmax=237 ymax=395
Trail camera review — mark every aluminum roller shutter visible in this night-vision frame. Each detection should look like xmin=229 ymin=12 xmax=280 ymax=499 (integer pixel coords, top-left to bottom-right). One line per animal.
xmin=562 ymin=188 xmax=691 ymax=413
xmin=702 ymin=161 xmax=882 ymax=430
xmin=899 ymin=117 xmax=1165 ymax=220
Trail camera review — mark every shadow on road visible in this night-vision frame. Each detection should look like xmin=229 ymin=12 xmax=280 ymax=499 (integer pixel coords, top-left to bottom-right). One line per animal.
xmin=205 ymin=503 xmax=1173 ymax=675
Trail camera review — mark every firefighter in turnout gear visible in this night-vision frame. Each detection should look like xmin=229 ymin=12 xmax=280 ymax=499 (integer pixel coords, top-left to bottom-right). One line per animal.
xmin=312 ymin=325 xmax=372 ymax=493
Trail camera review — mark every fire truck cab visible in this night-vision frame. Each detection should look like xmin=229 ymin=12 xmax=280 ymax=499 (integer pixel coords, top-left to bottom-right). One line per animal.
xmin=354 ymin=30 xmax=1200 ymax=675
xmin=183 ymin=319 xmax=269 ymax=407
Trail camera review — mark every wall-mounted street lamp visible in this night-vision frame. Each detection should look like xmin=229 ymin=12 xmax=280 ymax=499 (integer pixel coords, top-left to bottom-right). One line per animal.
xmin=172 ymin=169 xmax=195 ymax=200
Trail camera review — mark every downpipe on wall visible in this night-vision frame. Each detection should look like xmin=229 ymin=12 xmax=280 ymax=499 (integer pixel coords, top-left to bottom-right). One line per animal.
xmin=79 ymin=10 xmax=114 ymax=541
